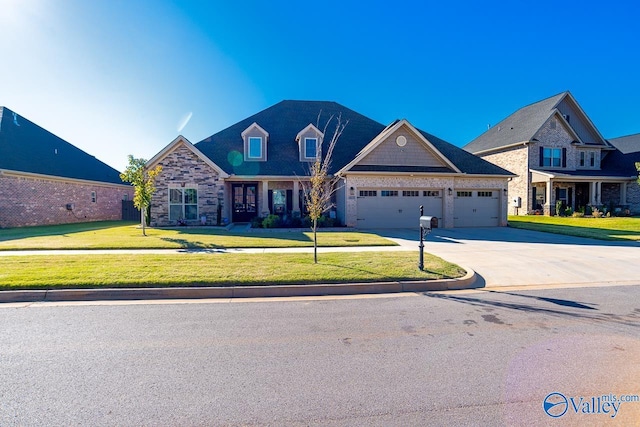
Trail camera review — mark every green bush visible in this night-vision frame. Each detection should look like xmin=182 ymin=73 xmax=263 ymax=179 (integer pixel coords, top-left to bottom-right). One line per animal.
xmin=250 ymin=216 xmax=263 ymax=228
xmin=555 ymin=200 xmax=564 ymax=216
xmin=262 ymin=214 xmax=282 ymax=228
xmin=564 ymin=207 xmax=573 ymax=216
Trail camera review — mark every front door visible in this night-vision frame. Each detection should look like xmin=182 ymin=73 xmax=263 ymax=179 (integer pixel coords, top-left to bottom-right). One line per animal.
xmin=232 ymin=184 xmax=258 ymax=222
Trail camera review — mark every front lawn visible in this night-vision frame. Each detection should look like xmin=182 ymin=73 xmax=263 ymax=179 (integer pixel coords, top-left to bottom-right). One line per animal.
xmin=508 ymin=215 xmax=640 ymax=241
xmin=0 ymin=221 xmax=395 ymax=250
xmin=0 ymin=252 xmax=464 ymax=289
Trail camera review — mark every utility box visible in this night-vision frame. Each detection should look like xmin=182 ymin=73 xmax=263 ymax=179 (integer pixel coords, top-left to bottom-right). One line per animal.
xmin=512 ymin=197 xmax=521 ymax=208
xmin=420 ymin=216 xmax=437 ymax=231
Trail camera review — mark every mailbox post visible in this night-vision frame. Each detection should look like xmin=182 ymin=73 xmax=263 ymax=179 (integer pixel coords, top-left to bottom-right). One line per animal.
xmin=418 ymin=206 xmax=434 ymax=271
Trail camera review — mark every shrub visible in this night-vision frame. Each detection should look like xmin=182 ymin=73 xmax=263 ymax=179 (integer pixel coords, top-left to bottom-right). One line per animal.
xmin=262 ymin=214 xmax=281 ymax=228
xmin=564 ymin=207 xmax=573 ymax=217
xmin=555 ymin=200 xmax=564 ymax=216
xmin=250 ymin=216 xmax=263 ymax=228
xmin=592 ymin=207 xmax=603 ymax=218
xmin=572 ymin=211 xmax=585 ymax=218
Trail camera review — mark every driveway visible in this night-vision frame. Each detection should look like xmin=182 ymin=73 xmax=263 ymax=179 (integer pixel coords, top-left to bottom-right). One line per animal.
xmin=374 ymin=227 xmax=640 ymax=288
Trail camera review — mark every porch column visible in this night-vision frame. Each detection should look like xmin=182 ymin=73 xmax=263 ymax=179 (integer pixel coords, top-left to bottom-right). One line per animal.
xmin=590 ymin=182 xmax=597 ymax=205
xmin=545 ymin=181 xmax=552 ymax=215
xmin=596 ymin=182 xmax=602 ymax=205
xmin=620 ymin=182 xmax=627 ymax=205
xmin=262 ymin=181 xmax=270 ymax=216
xmin=292 ymin=180 xmax=300 ymax=214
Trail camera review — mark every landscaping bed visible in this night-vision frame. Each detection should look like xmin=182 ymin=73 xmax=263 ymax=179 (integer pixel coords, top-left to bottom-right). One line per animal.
xmin=508 ymin=215 xmax=640 ymax=242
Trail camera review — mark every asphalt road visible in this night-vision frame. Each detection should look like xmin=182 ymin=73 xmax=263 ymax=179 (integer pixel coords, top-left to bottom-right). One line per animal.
xmin=2 ymin=284 xmax=639 ymax=426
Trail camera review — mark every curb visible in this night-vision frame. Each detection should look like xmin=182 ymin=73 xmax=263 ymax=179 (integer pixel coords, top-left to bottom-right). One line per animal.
xmin=0 ymin=267 xmax=477 ymax=303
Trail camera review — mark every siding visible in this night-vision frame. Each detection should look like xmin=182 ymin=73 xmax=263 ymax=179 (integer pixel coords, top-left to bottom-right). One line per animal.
xmin=556 ymin=97 xmax=602 ymax=144
xmin=359 ymin=125 xmax=446 ymax=167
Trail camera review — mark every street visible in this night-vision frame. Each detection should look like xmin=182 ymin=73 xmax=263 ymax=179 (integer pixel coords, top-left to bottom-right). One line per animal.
xmin=1 ymin=283 xmax=639 ymax=426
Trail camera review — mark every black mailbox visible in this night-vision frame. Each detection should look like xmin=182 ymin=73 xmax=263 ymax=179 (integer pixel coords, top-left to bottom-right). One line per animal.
xmin=420 ymin=216 xmax=437 ymax=230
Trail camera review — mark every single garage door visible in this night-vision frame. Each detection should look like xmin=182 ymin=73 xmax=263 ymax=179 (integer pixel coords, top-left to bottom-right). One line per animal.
xmin=453 ymin=190 xmax=500 ymax=227
xmin=356 ymin=189 xmax=443 ymax=229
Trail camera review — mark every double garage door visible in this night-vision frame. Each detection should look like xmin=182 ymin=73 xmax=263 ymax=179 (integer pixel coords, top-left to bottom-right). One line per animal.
xmin=356 ymin=189 xmax=443 ymax=229
xmin=356 ymin=188 xmax=501 ymax=228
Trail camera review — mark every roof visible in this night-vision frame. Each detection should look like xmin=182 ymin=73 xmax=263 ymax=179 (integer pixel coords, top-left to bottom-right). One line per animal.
xmin=0 ymin=106 xmax=124 ymax=184
xmin=608 ymin=133 xmax=640 ymax=154
xmin=464 ymin=92 xmax=568 ymax=154
xmin=195 ymin=100 xmax=512 ymax=177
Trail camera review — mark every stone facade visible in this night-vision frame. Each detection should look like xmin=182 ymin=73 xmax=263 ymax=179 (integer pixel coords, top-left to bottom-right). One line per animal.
xmin=0 ymin=172 xmax=133 ymax=228
xmin=150 ymin=144 xmax=224 ymax=226
xmin=481 ymin=145 xmax=528 ymax=215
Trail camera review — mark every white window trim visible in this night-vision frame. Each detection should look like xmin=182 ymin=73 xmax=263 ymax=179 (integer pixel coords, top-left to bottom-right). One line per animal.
xmin=168 ymin=183 xmax=198 ymax=221
xmin=304 ymin=137 xmax=318 ymax=160
xmin=543 ymin=147 xmax=562 ymax=168
xmin=248 ymin=137 xmax=263 ymax=159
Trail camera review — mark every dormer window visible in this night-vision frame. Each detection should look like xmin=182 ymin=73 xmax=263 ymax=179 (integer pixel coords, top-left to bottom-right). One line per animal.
xmin=248 ymin=137 xmax=263 ymax=159
xmin=241 ymin=122 xmax=268 ymax=161
xmin=296 ymin=123 xmax=324 ymax=161
xmin=304 ymin=137 xmax=318 ymax=159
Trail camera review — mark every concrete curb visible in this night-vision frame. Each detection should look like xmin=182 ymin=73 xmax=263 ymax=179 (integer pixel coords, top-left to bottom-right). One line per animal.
xmin=0 ymin=267 xmax=477 ymax=303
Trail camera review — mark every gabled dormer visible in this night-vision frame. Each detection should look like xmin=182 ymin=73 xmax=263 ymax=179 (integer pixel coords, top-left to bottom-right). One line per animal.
xmin=241 ymin=122 xmax=268 ymax=161
xmin=296 ymin=123 xmax=324 ymax=161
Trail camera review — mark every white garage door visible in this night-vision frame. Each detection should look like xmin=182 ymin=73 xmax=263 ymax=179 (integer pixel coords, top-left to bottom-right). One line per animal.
xmin=453 ymin=190 xmax=500 ymax=227
xmin=356 ymin=189 xmax=443 ymax=229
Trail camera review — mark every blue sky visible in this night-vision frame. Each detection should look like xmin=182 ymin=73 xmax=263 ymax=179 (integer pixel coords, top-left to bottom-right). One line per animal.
xmin=2 ymin=0 xmax=639 ymax=171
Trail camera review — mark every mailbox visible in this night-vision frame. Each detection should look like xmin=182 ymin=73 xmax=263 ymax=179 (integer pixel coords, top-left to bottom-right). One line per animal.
xmin=420 ymin=216 xmax=438 ymax=230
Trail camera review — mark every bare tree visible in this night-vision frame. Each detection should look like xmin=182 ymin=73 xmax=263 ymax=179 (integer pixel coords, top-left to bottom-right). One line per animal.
xmin=300 ymin=113 xmax=348 ymax=263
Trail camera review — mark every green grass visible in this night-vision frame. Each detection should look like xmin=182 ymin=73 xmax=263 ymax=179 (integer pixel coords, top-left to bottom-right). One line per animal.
xmin=0 ymin=252 xmax=464 ymax=289
xmin=0 ymin=221 xmax=395 ymax=250
xmin=508 ymin=215 xmax=640 ymax=241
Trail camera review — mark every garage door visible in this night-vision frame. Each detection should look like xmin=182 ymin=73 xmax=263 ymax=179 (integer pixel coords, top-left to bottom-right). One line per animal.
xmin=453 ymin=190 xmax=500 ymax=227
xmin=356 ymin=189 xmax=443 ymax=229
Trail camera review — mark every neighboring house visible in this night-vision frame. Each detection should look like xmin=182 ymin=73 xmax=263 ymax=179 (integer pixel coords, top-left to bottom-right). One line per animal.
xmin=607 ymin=133 xmax=640 ymax=210
xmin=146 ymin=100 xmax=513 ymax=229
xmin=0 ymin=107 xmax=134 ymax=228
xmin=464 ymin=92 xmax=639 ymax=215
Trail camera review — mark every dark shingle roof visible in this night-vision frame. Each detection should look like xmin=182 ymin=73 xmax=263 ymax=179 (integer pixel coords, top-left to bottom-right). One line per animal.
xmin=195 ymin=100 xmax=513 ymax=177
xmin=195 ymin=100 xmax=386 ymax=176
xmin=608 ymin=133 xmax=640 ymax=154
xmin=0 ymin=107 xmax=124 ymax=184
xmin=464 ymin=92 xmax=567 ymax=154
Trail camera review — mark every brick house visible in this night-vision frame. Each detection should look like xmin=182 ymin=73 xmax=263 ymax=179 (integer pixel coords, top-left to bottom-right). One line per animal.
xmin=0 ymin=107 xmax=134 ymax=228
xmin=146 ymin=100 xmax=513 ymax=229
xmin=464 ymin=92 xmax=640 ymax=215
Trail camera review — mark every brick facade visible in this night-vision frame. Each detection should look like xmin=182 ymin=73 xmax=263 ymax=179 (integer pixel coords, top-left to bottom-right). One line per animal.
xmin=0 ymin=172 xmax=133 ymax=228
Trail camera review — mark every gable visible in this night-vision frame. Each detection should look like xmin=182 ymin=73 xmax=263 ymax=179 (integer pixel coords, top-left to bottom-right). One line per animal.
xmin=358 ymin=124 xmax=451 ymax=169
xmin=532 ymin=113 xmax=579 ymax=145
xmin=147 ymin=136 xmax=229 ymax=178
xmin=555 ymin=95 xmax=606 ymax=145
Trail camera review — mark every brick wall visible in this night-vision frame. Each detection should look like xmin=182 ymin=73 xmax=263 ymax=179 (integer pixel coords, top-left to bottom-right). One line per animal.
xmin=0 ymin=173 xmax=133 ymax=228
xmin=481 ymin=145 xmax=528 ymax=214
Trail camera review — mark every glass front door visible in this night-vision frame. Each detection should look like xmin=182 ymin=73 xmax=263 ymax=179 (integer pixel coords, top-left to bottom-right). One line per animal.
xmin=232 ymin=184 xmax=258 ymax=222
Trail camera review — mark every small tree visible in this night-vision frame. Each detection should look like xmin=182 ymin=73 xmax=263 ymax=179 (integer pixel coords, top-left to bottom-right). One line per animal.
xmin=636 ymin=162 xmax=640 ymax=185
xmin=300 ymin=113 xmax=348 ymax=263
xmin=120 ymin=155 xmax=162 ymax=236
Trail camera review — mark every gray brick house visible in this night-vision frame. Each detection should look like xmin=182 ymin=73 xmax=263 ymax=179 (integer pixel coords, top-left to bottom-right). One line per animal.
xmin=464 ymin=92 xmax=640 ymax=215
xmin=146 ymin=100 xmax=513 ymax=229
xmin=0 ymin=107 xmax=133 ymax=228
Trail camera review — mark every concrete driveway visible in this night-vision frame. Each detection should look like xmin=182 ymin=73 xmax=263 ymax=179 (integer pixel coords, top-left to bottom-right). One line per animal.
xmin=374 ymin=227 xmax=640 ymax=288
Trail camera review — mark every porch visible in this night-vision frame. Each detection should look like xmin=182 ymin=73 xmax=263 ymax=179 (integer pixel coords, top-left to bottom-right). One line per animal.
xmin=531 ymin=171 xmax=631 ymax=215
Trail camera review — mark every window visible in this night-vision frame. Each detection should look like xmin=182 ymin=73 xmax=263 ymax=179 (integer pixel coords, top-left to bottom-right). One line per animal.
xmin=423 ymin=190 xmax=440 ymax=197
xmin=91 ymin=191 xmax=96 ymax=203
xmin=579 ymin=151 xmax=585 ymax=167
xmin=304 ymin=138 xmax=317 ymax=159
xmin=579 ymin=151 xmax=597 ymax=168
xmin=478 ymin=191 xmax=493 ymax=197
xmin=543 ymin=147 xmax=562 ymax=167
xmin=169 ymin=186 xmax=198 ymax=221
xmin=589 ymin=151 xmax=596 ymax=167
xmin=381 ymin=190 xmax=398 ymax=197
xmin=272 ymin=189 xmax=286 ymax=214
xmin=457 ymin=191 xmax=472 ymax=197
xmin=403 ymin=190 xmax=419 ymax=197
xmin=248 ymin=137 xmax=262 ymax=159
xmin=359 ymin=190 xmax=377 ymax=197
